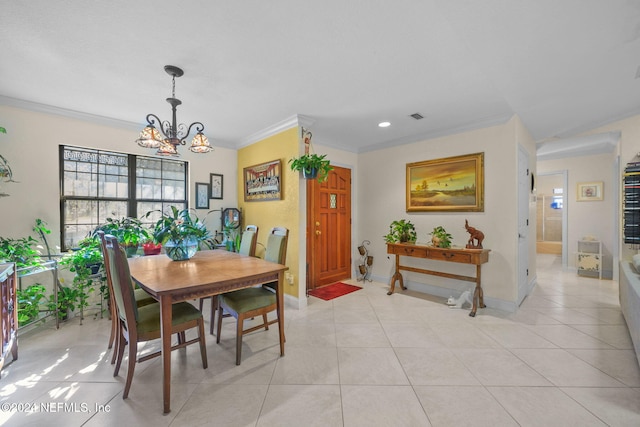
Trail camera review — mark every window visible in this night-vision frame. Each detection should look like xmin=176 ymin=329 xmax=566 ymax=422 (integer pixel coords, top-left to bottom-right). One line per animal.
xmin=60 ymin=145 xmax=188 ymax=250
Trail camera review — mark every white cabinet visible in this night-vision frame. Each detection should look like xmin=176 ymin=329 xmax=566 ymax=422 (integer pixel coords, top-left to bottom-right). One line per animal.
xmin=576 ymin=240 xmax=602 ymax=279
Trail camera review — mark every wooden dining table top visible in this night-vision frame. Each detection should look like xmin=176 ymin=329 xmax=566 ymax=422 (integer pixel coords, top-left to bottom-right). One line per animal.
xmin=128 ymin=249 xmax=289 ymax=302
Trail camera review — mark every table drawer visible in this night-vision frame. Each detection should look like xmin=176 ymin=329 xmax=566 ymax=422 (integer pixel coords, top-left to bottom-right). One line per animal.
xmin=427 ymin=250 xmax=472 ymax=263
xmin=389 ymin=245 xmax=428 ymax=257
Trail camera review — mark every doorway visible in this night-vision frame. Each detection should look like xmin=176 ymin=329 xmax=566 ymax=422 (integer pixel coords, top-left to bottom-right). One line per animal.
xmin=536 ymin=171 xmax=568 ymax=267
xmin=306 ymin=166 xmax=352 ymax=291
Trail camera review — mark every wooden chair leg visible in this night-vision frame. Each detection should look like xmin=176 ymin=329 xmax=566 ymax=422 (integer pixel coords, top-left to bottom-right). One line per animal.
xmin=122 ymin=341 xmax=137 ymax=399
xmin=262 ymin=314 xmax=269 ymax=331
xmin=198 ymin=319 xmax=208 ymax=369
xmin=110 ymin=328 xmax=119 ymax=364
xmin=113 ymin=327 xmax=126 ymax=377
xmin=108 ymin=294 xmax=117 ymax=349
xmin=209 ymin=295 xmax=216 ymax=335
xmin=235 ymin=316 xmax=244 ymax=366
xmin=216 ymin=304 xmax=223 ymax=344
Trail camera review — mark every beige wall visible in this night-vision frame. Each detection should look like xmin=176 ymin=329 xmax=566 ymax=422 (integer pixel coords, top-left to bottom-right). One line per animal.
xmin=574 ymin=114 xmax=640 ymax=263
xmin=0 ymin=104 xmax=238 ymax=247
xmin=357 ymin=116 xmax=531 ymax=308
xmin=537 ymin=152 xmax=616 ymax=277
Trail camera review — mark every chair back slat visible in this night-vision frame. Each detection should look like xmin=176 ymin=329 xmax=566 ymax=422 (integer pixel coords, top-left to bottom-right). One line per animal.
xmin=265 ymin=227 xmax=289 ymax=264
xmin=238 ymin=230 xmax=257 ymax=257
xmin=103 ymin=234 xmax=139 ymax=325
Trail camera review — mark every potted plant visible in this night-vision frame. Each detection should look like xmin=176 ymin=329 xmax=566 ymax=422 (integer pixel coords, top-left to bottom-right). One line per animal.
xmin=384 ymin=219 xmax=417 ymax=243
xmin=17 ymin=284 xmax=46 ymax=326
xmin=430 ymin=226 xmax=453 ymax=248
xmin=48 ymin=285 xmax=79 ymax=321
xmin=146 ymin=206 xmax=213 ymax=260
xmin=59 ymin=236 xmax=104 ymax=319
xmin=288 ymin=153 xmax=333 ymax=182
xmin=96 ymin=217 xmax=151 ymax=257
xmin=0 ymin=236 xmax=42 ymax=269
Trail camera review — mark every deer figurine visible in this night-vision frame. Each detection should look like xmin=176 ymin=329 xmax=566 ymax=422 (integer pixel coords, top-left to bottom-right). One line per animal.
xmin=464 ymin=219 xmax=484 ymax=249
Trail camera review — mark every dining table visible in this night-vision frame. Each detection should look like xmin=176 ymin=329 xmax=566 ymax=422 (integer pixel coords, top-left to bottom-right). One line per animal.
xmin=127 ymin=249 xmax=288 ymax=414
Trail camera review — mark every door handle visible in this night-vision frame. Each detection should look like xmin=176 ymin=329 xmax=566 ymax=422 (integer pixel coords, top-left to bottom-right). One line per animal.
xmin=316 ymin=230 xmax=321 ymax=235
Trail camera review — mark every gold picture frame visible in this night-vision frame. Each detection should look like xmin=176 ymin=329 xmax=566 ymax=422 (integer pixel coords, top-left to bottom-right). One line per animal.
xmin=406 ymin=152 xmax=484 ymax=212
xmin=576 ymin=181 xmax=603 ymax=201
xmin=243 ymin=159 xmax=282 ymax=202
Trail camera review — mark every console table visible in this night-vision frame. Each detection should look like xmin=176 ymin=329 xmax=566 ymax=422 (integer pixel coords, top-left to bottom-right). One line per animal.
xmin=387 ymin=243 xmax=490 ymax=317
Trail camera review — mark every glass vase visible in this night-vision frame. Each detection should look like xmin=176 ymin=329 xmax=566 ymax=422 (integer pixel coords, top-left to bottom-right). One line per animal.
xmin=164 ymin=237 xmax=198 ymax=261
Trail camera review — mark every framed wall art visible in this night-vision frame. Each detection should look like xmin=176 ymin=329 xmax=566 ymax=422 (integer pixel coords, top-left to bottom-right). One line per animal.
xmin=576 ymin=181 xmax=603 ymax=201
xmin=210 ymin=173 xmax=223 ymax=199
xmin=406 ymin=152 xmax=484 ymax=212
xmin=243 ymin=159 xmax=282 ymax=202
xmin=195 ymin=182 xmax=210 ymax=209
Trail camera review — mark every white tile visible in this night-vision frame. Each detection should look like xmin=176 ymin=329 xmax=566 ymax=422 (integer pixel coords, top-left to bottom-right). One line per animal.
xmin=338 ymin=348 xmax=408 ymax=385
xmin=341 ymin=385 xmax=431 ymax=427
xmin=512 ymin=348 xmax=626 ymax=387
xmin=488 ymin=386 xmax=607 ymax=426
xmin=258 ymin=385 xmax=343 ymax=427
xmin=561 ymin=387 xmax=640 ymax=426
xmin=414 ymin=385 xmax=518 ymax=426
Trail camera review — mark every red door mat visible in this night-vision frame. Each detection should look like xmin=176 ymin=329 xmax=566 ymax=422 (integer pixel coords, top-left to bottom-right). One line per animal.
xmin=308 ymin=282 xmax=362 ymax=301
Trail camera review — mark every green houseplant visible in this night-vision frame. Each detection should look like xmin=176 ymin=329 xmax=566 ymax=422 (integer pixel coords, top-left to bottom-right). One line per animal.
xmin=430 ymin=226 xmax=453 ymax=248
xmin=288 ymin=153 xmax=333 ymax=182
xmin=384 ymin=219 xmax=417 ymax=243
xmin=59 ymin=235 xmax=105 ymax=319
xmin=96 ymin=217 xmax=151 ymax=257
xmin=0 ymin=236 xmax=42 ymax=269
xmin=17 ymin=284 xmax=47 ymax=326
xmin=146 ymin=206 xmax=213 ymax=260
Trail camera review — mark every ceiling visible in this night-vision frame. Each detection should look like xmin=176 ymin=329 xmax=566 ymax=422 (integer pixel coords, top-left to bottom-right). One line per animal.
xmin=1 ymin=1 xmax=640 ymax=153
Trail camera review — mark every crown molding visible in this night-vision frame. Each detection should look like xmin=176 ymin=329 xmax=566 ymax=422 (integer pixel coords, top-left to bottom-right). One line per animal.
xmin=0 ymin=95 xmax=141 ymax=132
xmin=236 ymin=114 xmax=316 ymax=148
xmin=536 ymin=131 xmax=620 ymax=161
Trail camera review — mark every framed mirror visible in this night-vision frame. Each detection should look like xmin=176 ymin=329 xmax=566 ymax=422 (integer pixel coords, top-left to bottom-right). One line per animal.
xmin=222 ymin=208 xmax=241 ymax=230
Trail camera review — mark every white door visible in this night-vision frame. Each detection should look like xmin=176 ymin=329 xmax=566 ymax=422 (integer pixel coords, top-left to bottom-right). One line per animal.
xmin=517 ymin=145 xmax=530 ymax=305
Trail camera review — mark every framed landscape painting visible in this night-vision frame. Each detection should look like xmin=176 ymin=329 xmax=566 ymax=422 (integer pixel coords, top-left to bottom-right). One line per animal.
xmin=406 ymin=152 xmax=484 ymax=212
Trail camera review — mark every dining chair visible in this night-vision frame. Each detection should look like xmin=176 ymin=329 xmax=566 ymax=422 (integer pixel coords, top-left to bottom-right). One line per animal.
xmin=103 ymin=234 xmax=207 ymax=399
xmin=200 ymin=225 xmax=259 ymax=334
xmin=216 ymin=227 xmax=288 ymax=365
xmin=96 ymin=231 xmax=156 ymax=364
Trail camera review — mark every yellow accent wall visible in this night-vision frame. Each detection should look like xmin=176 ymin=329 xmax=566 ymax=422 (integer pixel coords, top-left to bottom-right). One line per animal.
xmin=238 ymin=127 xmax=300 ymax=298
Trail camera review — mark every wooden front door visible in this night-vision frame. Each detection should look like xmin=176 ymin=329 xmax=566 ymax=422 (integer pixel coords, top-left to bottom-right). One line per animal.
xmin=307 ymin=166 xmax=352 ymax=290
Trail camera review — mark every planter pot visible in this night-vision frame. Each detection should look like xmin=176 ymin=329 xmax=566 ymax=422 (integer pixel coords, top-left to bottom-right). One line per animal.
xmin=124 ymin=244 xmax=139 ymax=258
xmin=88 ymin=263 xmax=101 ymax=275
xmin=302 ymin=168 xmax=318 ymax=179
xmin=164 ymin=237 xmax=198 ymax=261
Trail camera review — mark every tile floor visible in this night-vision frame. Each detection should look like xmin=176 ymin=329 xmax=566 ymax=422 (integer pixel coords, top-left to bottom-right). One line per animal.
xmin=1 ymin=254 xmax=639 ymax=426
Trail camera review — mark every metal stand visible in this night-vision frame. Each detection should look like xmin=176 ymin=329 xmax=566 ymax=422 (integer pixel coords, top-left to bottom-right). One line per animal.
xmin=356 ymin=240 xmax=373 ymax=282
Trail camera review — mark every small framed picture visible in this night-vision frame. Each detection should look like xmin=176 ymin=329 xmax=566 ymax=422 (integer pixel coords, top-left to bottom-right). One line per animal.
xmin=210 ymin=173 xmax=223 ymax=199
xmin=195 ymin=182 xmax=210 ymax=209
xmin=576 ymin=181 xmax=603 ymax=201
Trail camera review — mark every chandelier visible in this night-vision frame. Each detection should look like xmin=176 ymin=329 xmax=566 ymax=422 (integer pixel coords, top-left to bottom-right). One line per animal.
xmin=135 ymin=65 xmax=211 ymax=156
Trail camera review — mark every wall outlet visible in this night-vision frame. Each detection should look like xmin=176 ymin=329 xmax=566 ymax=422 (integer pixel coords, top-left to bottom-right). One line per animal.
xmin=285 ymin=272 xmax=294 ymax=285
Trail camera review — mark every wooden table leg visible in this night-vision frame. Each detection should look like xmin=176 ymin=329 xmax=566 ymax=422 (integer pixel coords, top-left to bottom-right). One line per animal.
xmin=387 ymin=254 xmax=406 ymax=295
xmin=469 ymin=265 xmax=486 ymax=317
xmin=160 ymin=295 xmax=172 ymax=414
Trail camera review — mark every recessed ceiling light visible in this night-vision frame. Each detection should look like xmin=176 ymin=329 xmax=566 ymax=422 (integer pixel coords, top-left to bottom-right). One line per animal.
xmin=378 ymin=121 xmax=391 ymax=128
